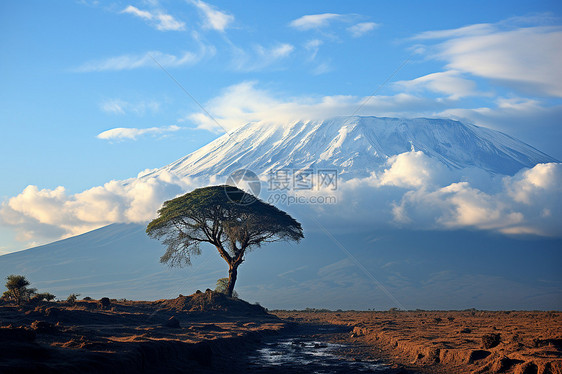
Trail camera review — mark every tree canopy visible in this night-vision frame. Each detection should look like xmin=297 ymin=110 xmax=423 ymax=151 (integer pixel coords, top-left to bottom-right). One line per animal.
xmin=146 ymin=185 xmax=304 ymax=296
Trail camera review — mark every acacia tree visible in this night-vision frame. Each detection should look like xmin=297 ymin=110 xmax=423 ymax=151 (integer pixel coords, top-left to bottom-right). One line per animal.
xmin=146 ymin=185 xmax=304 ymax=297
xmin=3 ymin=275 xmax=36 ymax=305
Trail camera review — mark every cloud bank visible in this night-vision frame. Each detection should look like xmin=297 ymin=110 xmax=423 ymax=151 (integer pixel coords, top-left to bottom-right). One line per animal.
xmin=2 ymin=146 xmax=560 ymax=250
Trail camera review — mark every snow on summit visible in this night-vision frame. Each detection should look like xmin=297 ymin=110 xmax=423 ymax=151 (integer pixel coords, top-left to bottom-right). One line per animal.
xmin=144 ymin=116 xmax=556 ymax=181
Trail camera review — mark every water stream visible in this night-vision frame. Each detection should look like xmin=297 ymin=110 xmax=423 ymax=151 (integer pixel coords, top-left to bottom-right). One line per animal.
xmin=240 ymin=325 xmax=399 ymax=373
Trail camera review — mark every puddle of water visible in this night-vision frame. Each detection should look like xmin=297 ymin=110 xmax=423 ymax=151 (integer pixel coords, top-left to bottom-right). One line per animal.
xmin=249 ymin=337 xmax=393 ymax=373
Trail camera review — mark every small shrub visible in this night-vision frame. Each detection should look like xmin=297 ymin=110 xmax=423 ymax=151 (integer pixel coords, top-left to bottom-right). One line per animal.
xmin=82 ymin=296 xmax=92 ymax=301
xmin=66 ymin=293 xmax=80 ymax=305
xmin=99 ymin=297 xmax=111 ymax=309
xmin=30 ymin=292 xmax=56 ymax=303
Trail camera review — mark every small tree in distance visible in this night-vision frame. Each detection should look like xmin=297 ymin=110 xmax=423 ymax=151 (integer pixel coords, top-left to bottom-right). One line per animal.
xmin=2 ymin=275 xmax=36 ymax=305
xmin=146 ymin=185 xmax=304 ymax=297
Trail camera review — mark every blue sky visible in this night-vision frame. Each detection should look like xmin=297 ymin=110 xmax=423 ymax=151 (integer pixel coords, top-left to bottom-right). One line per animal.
xmin=1 ymin=0 xmax=561 ymax=253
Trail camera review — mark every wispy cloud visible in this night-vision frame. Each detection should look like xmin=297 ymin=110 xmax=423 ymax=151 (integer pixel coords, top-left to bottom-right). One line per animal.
xmin=412 ymin=23 xmax=496 ymax=40
xmin=413 ymin=22 xmax=562 ymax=97
xmin=395 ymin=70 xmax=480 ymax=100
xmin=190 ymin=0 xmax=234 ymax=32
xmin=289 ymin=13 xmax=344 ymax=30
xmin=231 ymin=43 xmax=294 ymax=72
xmin=75 ymin=44 xmax=215 ymax=72
xmin=121 ymin=5 xmax=185 ymax=31
xmin=304 ymin=39 xmax=322 ymax=60
xmin=100 ymin=99 xmax=161 ymax=116
xmin=97 ymin=125 xmax=181 ymax=140
xmin=187 ymin=81 xmax=440 ymax=132
xmin=347 ymin=22 xmax=379 ymax=37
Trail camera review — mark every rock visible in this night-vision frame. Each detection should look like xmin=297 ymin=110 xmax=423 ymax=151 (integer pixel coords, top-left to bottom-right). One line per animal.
xmin=163 ymin=316 xmax=180 ymax=328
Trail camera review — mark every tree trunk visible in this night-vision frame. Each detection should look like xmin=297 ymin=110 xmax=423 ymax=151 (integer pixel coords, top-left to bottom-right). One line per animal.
xmin=227 ymin=264 xmax=238 ymax=297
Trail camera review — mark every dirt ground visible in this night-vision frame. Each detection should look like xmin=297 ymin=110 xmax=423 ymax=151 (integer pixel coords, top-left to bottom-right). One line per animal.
xmin=272 ymin=310 xmax=562 ymax=374
xmin=0 ymin=292 xmax=285 ymax=373
xmin=1 ymin=294 xmax=560 ymax=374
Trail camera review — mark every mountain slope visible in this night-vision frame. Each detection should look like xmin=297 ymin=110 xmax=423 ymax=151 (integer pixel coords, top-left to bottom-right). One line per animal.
xmin=142 ymin=116 xmax=556 ymax=179
xmin=0 ymin=223 xmax=560 ymax=310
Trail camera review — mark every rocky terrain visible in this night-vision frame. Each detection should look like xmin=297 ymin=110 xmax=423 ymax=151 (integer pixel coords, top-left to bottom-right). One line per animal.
xmin=0 ymin=291 xmax=285 ymax=373
xmin=2 ymin=294 xmax=560 ymax=373
xmin=273 ymin=310 xmax=562 ymax=374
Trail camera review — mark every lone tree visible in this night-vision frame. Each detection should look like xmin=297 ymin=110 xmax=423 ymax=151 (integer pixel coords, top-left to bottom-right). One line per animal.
xmin=3 ymin=275 xmax=36 ymax=305
xmin=146 ymin=185 xmax=304 ymax=297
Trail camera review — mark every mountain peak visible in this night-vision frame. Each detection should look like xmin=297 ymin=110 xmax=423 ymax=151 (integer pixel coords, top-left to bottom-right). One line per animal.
xmin=144 ymin=116 xmax=555 ymax=180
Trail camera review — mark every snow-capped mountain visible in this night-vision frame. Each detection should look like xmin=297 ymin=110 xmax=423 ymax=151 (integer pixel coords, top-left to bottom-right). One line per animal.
xmin=142 ymin=116 xmax=556 ymax=180
xmin=1 ymin=116 xmax=560 ymax=310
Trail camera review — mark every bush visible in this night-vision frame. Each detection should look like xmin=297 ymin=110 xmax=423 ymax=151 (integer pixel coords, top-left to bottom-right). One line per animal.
xmin=66 ymin=293 xmax=80 ymax=305
xmin=99 ymin=297 xmax=111 ymax=309
xmin=30 ymin=292 xmax=56 ymax=303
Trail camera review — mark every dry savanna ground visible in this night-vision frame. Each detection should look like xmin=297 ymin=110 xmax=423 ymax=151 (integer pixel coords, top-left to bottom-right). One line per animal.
xmin=0 ymin=291 xmax=285 ymax=373
xmin=1 ymin=293 xmax=561 ymax=374
xmin=273 ymin=310 xmax=562 ymax=374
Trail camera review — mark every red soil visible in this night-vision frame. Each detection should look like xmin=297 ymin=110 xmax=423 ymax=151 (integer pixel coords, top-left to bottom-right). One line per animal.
xmin=0 ymin=291 xmax=284 ymax=373
xmin=272 ymin=310 xmax=562 ymax=374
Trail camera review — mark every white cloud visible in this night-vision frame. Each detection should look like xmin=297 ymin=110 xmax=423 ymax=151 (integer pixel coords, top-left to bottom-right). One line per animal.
xmin=187 ymin=81 xmax=444 ymax=132
xmin=190 ymin=0 xmax=234 ymax=32
xmin=97 ymin=125 xmax=181 ymax=140
xmin=100 ymin=99 xmax=160 ymax=115
xmin=389 ymin=161 xmax=562 ymax=236
xmin=122 ymin=5 xmax=185 ymax=31
xmin=413 ymin=23 xmax=496 ymax=40
xmin=379 ymin=150 xmax=445 ymax=188
xmin=75 ymin=45 xmax=215 ymax=72
xmin=415 ymin=23 xmax=562 ymax=97
xmin=2 ymin=147 xmax=560 ymax=249
xmin=437 ymin=98 xmax=562 ymax=160
xmin=505 ymin=162 xmax=561 ymax=204
xmin=0 ymin=173 xmax=202 ymax=245
xmin=347 ymin=22 xmax=378 ymax=37
xmin=289 ymin=13 xmax=343 ymax=30
xmin=231 ymin=43 xmax=294 ymax=72
xmin=395 ymin=70 xmax=479 ymax=100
